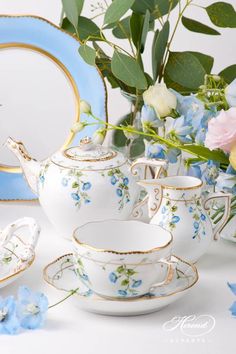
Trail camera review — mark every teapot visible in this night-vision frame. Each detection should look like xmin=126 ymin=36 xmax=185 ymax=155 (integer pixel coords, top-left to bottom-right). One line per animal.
xmin=6 ymin=137 xmax=166 ymax=238
xmin=138 ymin=173 xmax=231 ymax=263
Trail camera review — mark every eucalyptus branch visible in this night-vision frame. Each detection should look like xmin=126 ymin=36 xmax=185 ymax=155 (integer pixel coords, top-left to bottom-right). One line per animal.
xmin=117 ymin=22 xmax=136 ymax=56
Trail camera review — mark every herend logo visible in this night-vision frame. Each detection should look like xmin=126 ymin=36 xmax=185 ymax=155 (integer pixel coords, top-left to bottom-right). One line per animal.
xmin=162 ymin=315 xmax=216 ymax=337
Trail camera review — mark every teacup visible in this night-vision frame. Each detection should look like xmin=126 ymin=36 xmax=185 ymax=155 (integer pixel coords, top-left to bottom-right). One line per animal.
xmin=72 ymin=220 xmax=176 ymax=299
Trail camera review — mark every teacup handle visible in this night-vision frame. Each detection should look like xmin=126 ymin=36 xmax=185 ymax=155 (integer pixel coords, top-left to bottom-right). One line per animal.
xmin=149 ymin=259 xmax=176 ymax=293
xmin=130 ymin=158 xmax=167 ymax=219
xmin=203 ymin=192 xmax=232 ymax=241
xmin=0 ymin=217 xmax=40 ymax=261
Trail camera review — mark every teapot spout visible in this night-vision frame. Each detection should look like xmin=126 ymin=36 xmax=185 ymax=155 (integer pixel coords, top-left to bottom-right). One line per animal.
xmin=5 ymin=137 xmax=41 ymax=195
xmin=137 ymin=179 xmax=163 ymax=219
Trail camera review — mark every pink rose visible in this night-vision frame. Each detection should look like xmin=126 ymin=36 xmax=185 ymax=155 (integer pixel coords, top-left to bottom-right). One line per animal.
xmin=205 ymin=107 xmax=236 ymax=153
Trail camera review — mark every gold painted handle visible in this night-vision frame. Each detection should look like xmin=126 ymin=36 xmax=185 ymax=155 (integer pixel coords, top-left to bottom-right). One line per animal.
xmin=131 ymin=158 xmax=167 ymax=219
xmin=149 ymin=259 xmax=176 ymax=293
xmin=203 ymin=192 xmax=232 ymax=241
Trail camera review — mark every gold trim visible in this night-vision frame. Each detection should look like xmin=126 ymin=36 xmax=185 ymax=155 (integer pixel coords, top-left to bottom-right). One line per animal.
xmin=0 ymin=42 xmax=80 ymax=173
xmin=43 ymin=254 xmax=199 ymax=302
xmin=73 ymin=221 xmax=173 ymax=255
xmin=0 ymin=15 xmax=108 ymax=200
xmin=140 ymin=176 xmax=203 ymax=191
xmin=0 ymin=254 xmax=35 ymax=284
xmin=63 ymin=147 xmax=117 ymax=162
xmin=51 ymin=159 xmax=127 ymax=172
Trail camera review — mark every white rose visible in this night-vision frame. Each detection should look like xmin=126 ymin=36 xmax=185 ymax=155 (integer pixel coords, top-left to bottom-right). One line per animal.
xmin=143 ymin=83 xmax=177 ymax=118
xmin=80 ymin=100 xmax=92 ymax=114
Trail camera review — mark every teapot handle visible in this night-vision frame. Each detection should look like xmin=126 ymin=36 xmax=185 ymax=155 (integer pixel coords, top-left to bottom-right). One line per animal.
xmin=203 ymin=192 xmax=232 ymax=241
xmin=130 ymin=158 xmax=167 ymax=219
xmin=0 ymin=217 xmax=40 ymax=261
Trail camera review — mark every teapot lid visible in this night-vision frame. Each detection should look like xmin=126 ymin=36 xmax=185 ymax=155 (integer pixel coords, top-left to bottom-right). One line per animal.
xmin=50 ymin=137 xmax=127 ymax=171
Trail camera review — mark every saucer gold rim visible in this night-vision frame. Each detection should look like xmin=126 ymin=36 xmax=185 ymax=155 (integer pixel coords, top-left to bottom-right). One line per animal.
xmin=43 ymin=254 xmax=198 ymax=302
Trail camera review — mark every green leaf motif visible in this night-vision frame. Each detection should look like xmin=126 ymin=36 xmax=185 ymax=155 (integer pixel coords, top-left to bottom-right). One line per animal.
xmin=104 ymin=0 xmax=135 ymax=25
xmin=78 ymin=44 xmax=96 ymax=66
xmin=61 ymin=0 xmax=84 ymax=29
xmin=165 ymin=51 xmax=208 ymax=90
xmin=117 ymin=265 xmax=125 ymax=274
xmin=111 ymin=50 xmax=147 ymax=89
xmin=182 ymin=16 xmax=220 ymax=35
xmin=152 ymin=21 xmax=169 ymax=81
xmin=121 ymin=279 xmax=129 ymax=286
xmin=206 ymin=2 xmax=236 ymax=28
xmin=219 ymin=65 xmax=236 ymax=83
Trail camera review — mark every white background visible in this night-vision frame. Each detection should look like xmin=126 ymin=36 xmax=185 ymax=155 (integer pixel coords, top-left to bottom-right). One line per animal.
xmin=0 ymin=1 xmax=236 ymax=353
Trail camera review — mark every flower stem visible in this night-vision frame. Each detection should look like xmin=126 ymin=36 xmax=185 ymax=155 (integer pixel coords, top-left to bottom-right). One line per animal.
xmin=48 ymin=288 xmax=79 ymax=309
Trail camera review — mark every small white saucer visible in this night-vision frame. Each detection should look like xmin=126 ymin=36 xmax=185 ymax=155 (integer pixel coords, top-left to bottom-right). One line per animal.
xmin=44 ymin=254 xmax=198 ymax=316
xmin=0 ymin=234 xmax=35 ymax=288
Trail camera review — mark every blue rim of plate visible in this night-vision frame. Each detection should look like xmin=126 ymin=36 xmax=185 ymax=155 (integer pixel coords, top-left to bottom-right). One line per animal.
xmin=0 ymin=14 xmax=108 ymax=201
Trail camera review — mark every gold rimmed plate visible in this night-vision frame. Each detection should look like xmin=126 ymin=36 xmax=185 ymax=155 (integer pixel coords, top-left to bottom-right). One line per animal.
xmin=0 ymin=15 xmax=107 ymax=201
xmin=43 ymin=254 xmax=198 ymax=316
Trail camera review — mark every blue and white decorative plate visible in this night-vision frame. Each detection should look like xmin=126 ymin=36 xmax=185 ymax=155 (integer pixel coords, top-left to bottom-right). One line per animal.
xmin=0 ymin=15 xmax=107 ymax=201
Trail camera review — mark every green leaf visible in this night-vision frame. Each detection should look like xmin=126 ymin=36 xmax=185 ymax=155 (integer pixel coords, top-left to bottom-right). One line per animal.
xmin=152 ymin=21 xmax=169 ymax=81
xmin=206 ymin=2 xmax=236 ymax=28
xmin=121 ymin=279 xmax=129 ymax=286
xmin=132 ymin=0 xmax=179 ymax=19
xmin=61 ymin=0 xmax=84 ymax=29
xmin=61 ymin=17 xmax=75 ymax=34
xmin=112 ymin=17 xmax=131 ymax=39
xmin=111 ymin=50 xmax=147 ymax=89
xmin=117 ymin=265 xmax=125 ymax=273
xmin=112 ymin=114 xmax=131 ymax=147
xmin=219 ymin=65 xmax=236 ymax=83
xmin=183 ymin=145 xmax=229 ymax=165
xmin=104 ymin=0 xmax=135 ymax=25
xmin=127 ymin=269 xmax=136 ymax=276
xmin=77 ymin=16 xmax=102 ymax=41
xmin=130 ymin=12 xmax=143 ymax=50
xmin=165 ymin=51 xmax=208 ymax=90
xmin=188 ymin=51 xmax=214 ymax=73
xmin=182 ymin=16 xmax=220 ymax=35
xmin=140 ymin=10 xmax=150 ymax=53
xmin=78 ymin=44 xmax=96 ymax=66
xmin=72 ymin=182 xmax=79 ymax=188
xmin=130 ymin=136 xmax=145 ymax=159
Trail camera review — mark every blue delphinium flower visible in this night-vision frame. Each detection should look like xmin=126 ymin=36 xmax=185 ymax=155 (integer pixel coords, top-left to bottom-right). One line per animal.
xmin=123 ymin=177 xmax=129 ymax=185
xmin=71 ymin=193 xmax=80 ymax=201
xmin=111 ymin=176 xmax=118 ymax=185
xmin=0 ymin=296 xmax=19 ymax=335
xmin=144 ymin=139 xmax=165 ymax=159
xmin=118 ymin=290 xmax=127 ymax=297
xmin=195 ymin=107 xmax=217 ymax=145
xmin=216 ymin=171 xmax=236 ymax=195
xmin=116 ymin=189 xmax=123 ymax=197
xmin=167 ymin=116 xmax=193 ymax=143
xmin=184 ymin=161 xmax=203 ymax=179
xmin=141 ymin=105 xmax=163 ymax=132
xmin=82 ymin=182 xmax=91 ymax=191
xmin=228 ymin=282 xmax=236 ymax=317
xmin=165 ymin=148 xmax=181 ymax=164
xmin=176 ymin=94 xmax=205 ymax=131
xmin=16 ymin=286 xmax=48 ymax=330
xmin=109 ymin=272 xmax=118 ymax=283
xmin=132 ymin=280 xmax=142 ymax=288
xmin=202 ymin=160 xmax=220 ymax=186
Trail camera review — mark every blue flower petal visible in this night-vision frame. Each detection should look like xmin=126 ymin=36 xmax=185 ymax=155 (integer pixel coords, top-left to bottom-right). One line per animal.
xmin=228 ymin=282 xmax=236 ymax=296
xmin=172 ymin=216 xmax=180 ymax=224
xmin=132 ymin=280 xmax=142 ymax=288
xmin=82 ymin=182 xmax=92 ymax=191
xmin=118 ymin=290 xmax=127 ymax=297
xmin=229 ymin=301 xmax=236 ymax=316
xmin=109 ymin=272 xmax=118 ymax=283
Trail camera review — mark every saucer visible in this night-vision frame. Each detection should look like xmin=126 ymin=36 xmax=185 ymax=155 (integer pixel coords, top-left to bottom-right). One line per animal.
xmin=44 ymin=254 xmax=198 ymax=316
xmin=0 ymin=234 xmax=35 ymax=288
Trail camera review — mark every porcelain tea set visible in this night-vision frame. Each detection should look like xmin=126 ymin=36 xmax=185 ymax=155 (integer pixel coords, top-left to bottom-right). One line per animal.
xmin=0 ymin=136 xmax=231 ymax=315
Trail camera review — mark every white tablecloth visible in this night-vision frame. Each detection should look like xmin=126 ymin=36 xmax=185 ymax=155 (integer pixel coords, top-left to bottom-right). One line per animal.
xmin=0 ymin=202 xmax=235 ymax=354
